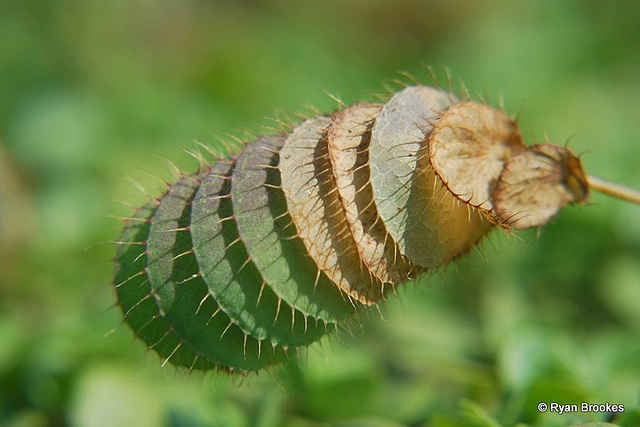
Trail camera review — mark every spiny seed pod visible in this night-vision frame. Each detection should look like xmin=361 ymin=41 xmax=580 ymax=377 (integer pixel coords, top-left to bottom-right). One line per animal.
xmin=113 ymin=84 xmax=640 ymax=374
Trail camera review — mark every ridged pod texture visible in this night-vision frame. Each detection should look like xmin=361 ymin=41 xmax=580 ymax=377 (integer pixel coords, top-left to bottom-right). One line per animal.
xmin=113 ymin=85 xmax=589 ymax=373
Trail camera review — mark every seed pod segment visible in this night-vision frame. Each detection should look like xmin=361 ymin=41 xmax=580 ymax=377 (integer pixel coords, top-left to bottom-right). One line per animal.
xmin=279 ymin=117 xmax=382 ymax=305
xmin=492 ymin=143 xmax=589 ymax=228
xmin=231 ymin=136 xmax=354 ymax=327
xmin=327 ymin=103 xmax=418 ymax=286
xmin=369 ymin=86 xmax=491 ymax=268
xmin=114 ymin=202 xmax=217 ymax=371
xmin=151 ymin=169 xmax=288 ymax=371
xmin=428 ymin=101 xmax=526 ymax=210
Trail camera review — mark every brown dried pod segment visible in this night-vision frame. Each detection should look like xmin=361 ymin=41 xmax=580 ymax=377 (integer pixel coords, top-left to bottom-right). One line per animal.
xmin=492 ymin=143 xmax=589 ymax=228
xmin=427 ymin=100 xmax=594 ymax=230
xmin=428 ymin=101 xmax=526 ymax=210
xmin=326 ymin=103 xmax=418 ymax=287
xmin=279 ymin=117 xmax=382 ymax=305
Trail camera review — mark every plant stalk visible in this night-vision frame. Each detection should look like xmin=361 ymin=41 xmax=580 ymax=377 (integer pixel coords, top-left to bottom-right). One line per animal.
xmin=587 ymin=175 xmax=640 ymax=205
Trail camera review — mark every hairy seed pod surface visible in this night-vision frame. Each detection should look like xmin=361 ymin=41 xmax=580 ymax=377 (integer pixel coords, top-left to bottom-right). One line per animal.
xmin=113 ymin=83 xmax=595 ymax=373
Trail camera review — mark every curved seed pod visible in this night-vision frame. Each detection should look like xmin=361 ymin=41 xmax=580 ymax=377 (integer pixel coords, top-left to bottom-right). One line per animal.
xmin=112 ymin=83 xmax=639 ymax=374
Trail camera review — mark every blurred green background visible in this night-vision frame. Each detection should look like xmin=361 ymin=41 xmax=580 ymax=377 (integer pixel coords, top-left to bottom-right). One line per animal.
xmin=1 ymin=1 xmax=639 ymax=426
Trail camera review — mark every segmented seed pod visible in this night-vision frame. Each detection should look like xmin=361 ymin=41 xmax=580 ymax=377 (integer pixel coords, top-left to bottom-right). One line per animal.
xmin=113 ymin=84 xmax=594 ymax=373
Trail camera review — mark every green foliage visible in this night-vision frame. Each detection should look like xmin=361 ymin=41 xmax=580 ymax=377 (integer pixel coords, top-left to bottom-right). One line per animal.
xmin=1 ymin=1 xmax=639 ymax=426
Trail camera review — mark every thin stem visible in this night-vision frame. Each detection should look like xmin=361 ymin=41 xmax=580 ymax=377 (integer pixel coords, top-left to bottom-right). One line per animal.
xmin=587 ymin=175 xmax=640 ymax=205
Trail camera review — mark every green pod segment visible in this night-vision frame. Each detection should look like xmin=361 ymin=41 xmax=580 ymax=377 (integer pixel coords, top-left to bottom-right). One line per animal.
xmin=146 ymin=168 xmax=287 ymax=372
xmin=114 ymin=202 xmax=217 ymax=370
xmin=231 ymin=136 xmax=354 ymax=325
xmin=190 ymin=149 xmax=334 ymax=351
